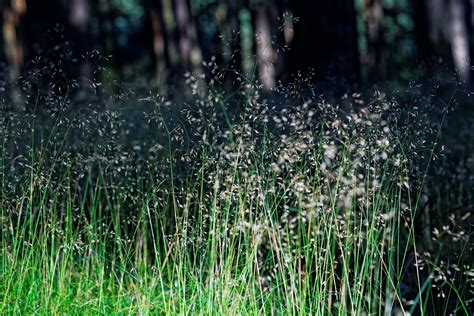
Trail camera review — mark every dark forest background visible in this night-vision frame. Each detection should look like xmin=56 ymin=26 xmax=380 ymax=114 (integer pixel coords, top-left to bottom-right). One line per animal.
xmin=1 ymin=0 xmax=474 ymax=96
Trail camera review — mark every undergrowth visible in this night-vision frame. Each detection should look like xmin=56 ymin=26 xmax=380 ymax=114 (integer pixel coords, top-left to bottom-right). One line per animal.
xmin=0 ymin=75 xmax=472 ymax=315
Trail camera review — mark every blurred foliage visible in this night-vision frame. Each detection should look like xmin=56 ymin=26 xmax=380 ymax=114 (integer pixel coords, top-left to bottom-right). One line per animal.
xmin=1 ymin=0 xmax=472 ymax=90
xmin=111 ymin=0 xmax=144 ymax=25
xmin=355 ymin=0 xmax=417 ymax=82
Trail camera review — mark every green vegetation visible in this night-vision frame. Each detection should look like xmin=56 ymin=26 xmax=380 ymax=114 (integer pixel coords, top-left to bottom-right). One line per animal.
xmin=0 ymin=84 xmax=471 ymax=315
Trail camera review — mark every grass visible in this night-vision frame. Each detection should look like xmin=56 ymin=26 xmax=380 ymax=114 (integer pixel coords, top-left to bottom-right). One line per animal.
xmin=0 ymin=85 xmax=471 ymax=315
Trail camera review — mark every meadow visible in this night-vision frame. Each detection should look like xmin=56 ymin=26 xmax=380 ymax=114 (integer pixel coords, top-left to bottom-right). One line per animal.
xmin=0 ymin=76 xmax=472 ymax=315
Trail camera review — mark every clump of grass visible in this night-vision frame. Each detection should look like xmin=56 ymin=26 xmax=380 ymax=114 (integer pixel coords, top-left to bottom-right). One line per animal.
xmin=0 ymin=75 xmax=471 ymax=314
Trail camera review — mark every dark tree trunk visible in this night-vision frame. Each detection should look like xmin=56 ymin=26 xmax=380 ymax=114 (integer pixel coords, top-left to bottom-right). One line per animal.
xmin=272 ymin=0 xmax=289 ymax=82
xmin=220 ymin=0 xmax=243 ymax=88
xmin=100 ymin=0 xmax=123 ymax=83
xmin=425 ymin=0 xmax=445 ymax=47
xmin=145 ymin=0 xmax=169 ymax=86
xmin=413 ymin=0 xmax=432 ymax=60
xmin=288 ymin=0 xmax=360 ymax=89
xmin=364 ymin=0 xmax=387 ymax=80
xmin=160 ymin=0 xmax=180 ymax=73
xmin=68 ymin=0 xmax=94 ymax=87
xmin=173 ymin=0 xmax=203 ymax=74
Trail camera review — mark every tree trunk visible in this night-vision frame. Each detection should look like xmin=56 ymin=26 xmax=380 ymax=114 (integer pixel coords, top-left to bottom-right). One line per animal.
xmin=146 ymin=0 xmax=168 ymax=86
xmin=218 ymin=0 xmax=243 ymax=89
xmin=425 ymin=0 xmax=445 ymax=46
xmin=3 ymin=0 xmax=26 ymax=79
xmin=174 ymin=0 xmax=203 ymax=74
xmin=2 ymin=0 xmax=26 ymax=110
xmin=415 ymin=0 xmax=471 ymax=84
xmin=364 ymin=0 xmax=387 ymax=80
xmin=254 ymin=1 xmax=276 ymax=91
xmin=413 ymin=0 xmax=432 ymax=60
xmin=447 ymin=0 xmax=470 ymax=83
xmin=69 ymin=0 xmax=94 ymax=87
xmin=469 ymin=0 xmax=474 ymax=84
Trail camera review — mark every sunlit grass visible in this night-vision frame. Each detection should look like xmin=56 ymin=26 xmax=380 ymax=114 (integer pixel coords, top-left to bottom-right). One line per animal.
xmin=0 ymin=87 xmax=471 ymax=315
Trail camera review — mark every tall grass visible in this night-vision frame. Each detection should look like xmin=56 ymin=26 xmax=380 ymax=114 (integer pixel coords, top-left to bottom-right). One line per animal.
xmin=0 ymin=83 xmax=471 ymax=314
